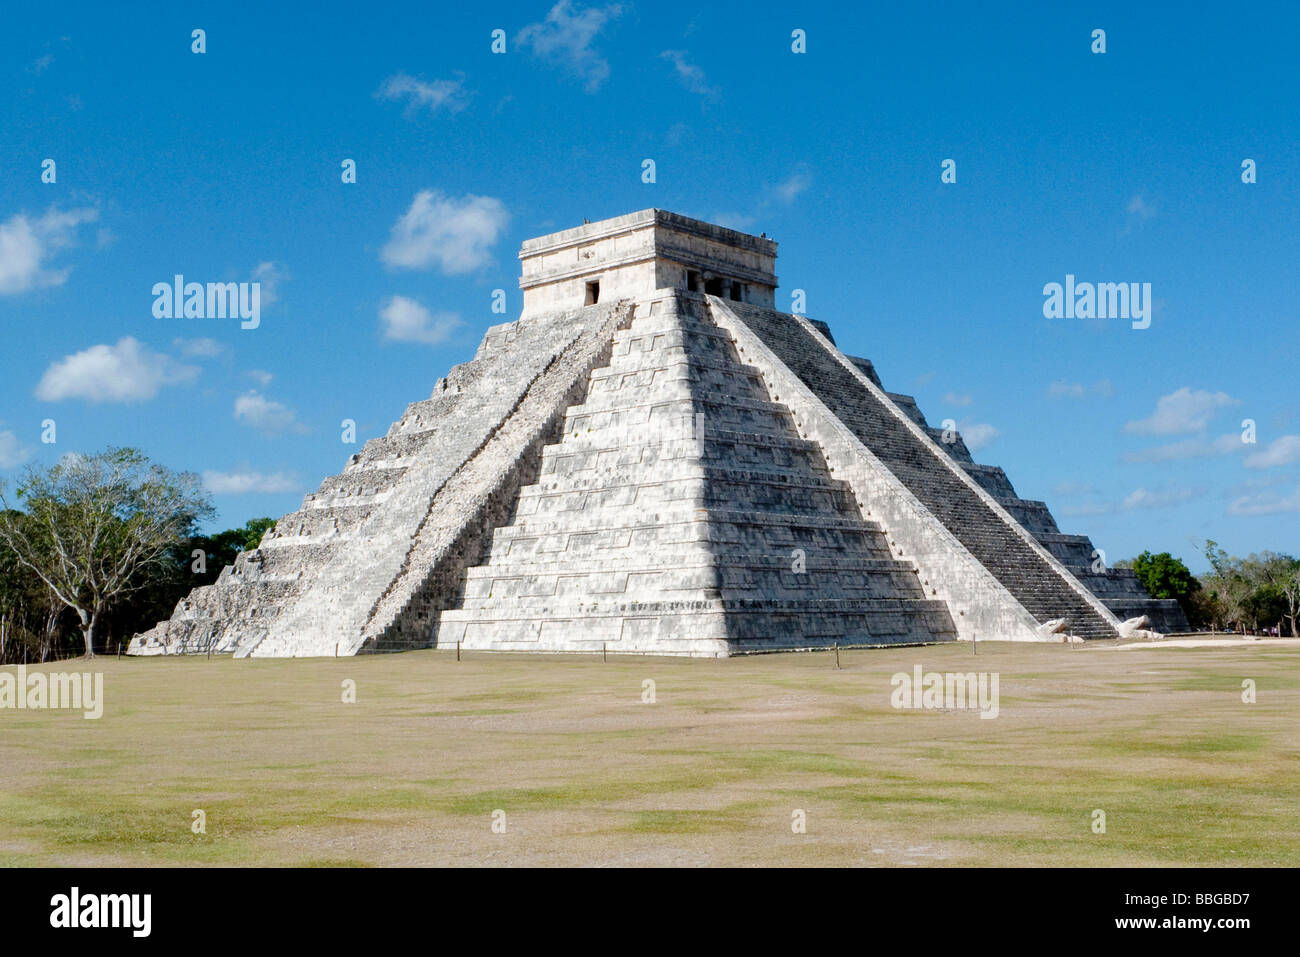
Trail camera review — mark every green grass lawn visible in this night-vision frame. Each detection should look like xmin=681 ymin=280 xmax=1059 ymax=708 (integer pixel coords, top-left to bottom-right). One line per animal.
xmin=2 ymin=640 xmax=1296 ymax=866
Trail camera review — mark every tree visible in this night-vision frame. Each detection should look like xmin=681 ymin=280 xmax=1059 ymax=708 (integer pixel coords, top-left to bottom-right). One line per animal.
xmin=0 ymin=508 xmax=81 ymax=661
xmin=1203 ymin=540 xmax=1251 ymax=633
xmin=1129 ymin=551 xmax=1201 ymax=623
xmin=0 ymin=448 xmax=213 ymax=657
xmin=1237 ymin=553 xmax=1300 ymax=634
xmin=0 ymin=512 xmax=74 ymax=662
xmin=1198 ymin=543 xmax=1300 ymax=636
xmin=1285 ymin=563 xmax=1300 ymax=637
xmin=1182 ymin=586 xmax=1221 ymax=631
xmin=1244 ymin=551 xmax=1300 ymax=636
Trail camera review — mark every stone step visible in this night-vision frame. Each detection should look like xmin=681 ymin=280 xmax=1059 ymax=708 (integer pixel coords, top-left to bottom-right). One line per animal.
xmin=442 ymin=597 xmax=956 ymax=650
xmin=465 ymin=552 xmax=914 ymax=576
xmin=517 ymin=465 xmax=855 ymax=511
xmin=460 ymin=567 xmax=927 ymax=602
xmin=494 ymin=502 xmax=889 ymax=540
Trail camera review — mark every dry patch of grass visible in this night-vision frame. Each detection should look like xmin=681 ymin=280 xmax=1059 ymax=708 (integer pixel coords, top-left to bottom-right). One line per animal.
xmin=1 ymin=641 xmax=1296 ymax=866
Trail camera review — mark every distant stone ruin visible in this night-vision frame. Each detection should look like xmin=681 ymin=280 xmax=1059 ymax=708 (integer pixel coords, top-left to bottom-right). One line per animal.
xmin=130 ymin=209 xmax=1186 ymax=658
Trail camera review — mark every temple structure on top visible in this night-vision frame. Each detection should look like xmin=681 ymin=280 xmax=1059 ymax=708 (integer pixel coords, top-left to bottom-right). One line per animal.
xmin=131 ymin=209 xmax=1185 ymax=659
xmin=519 ymin=209 xmax=777 ymax=314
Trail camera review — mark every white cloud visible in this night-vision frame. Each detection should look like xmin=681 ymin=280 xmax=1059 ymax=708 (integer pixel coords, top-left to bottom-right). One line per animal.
xmin=379 ymin=295 xmax=465 ymax=346
xmin=1127 ymin=194 xmax=1155 ymax=222
xmin=174 ymin=337 xmax=225 ymax=358
xmin=1227 ymin=472 xmax=1297 ymax=494
xmin=1244 ymin=435 xmax=1300 ymax=470
xmin=1048 ymin=381 xmax=1086 ymax=399
xmin=959 ymin=422 xmax=1000 ymax=452
xmin=1047 ymin=379 xmax=1113 ymax=399
xmin=943 ymin=392 xmax=973 ymax=407
xmin=35 ymin=337 xmax=198 ymax=403
xmin=0 ymin=430 xmax=32 ymax=469
xmin=712 ymin=166 xmax=813 ymax=232
xmin=1123 ymin=194 xmax=1156 ymax=234
xmin=1060 ymin=484 xmax=1200 ymax=516
xmin=381 ymin=190 xmax=508 ymax=274
xmin=1121 ymin=486 xmax=1196 ymax=510
xmin=1053 ymin=481 xmax=1097 ymax=497
xmin=659 ymin=50 xmax=718 ymax=99
xmin=516 ymin=1 xmax=624 ymax=92
xmin=243 ymin=369 xmax=274 ymax=387
xmin=711 ymin=211 xmax=757 ymax=230
xmin=202 ymin=470 xmax=299 ymax=495
xmin=1057 ymin=502 xmax=1111 ymax=517
xmin=234 ymin=391 xmax=310 ymax=436
xmin=1228 ymin=485 xmax=1300 ymax=516
xmin=1122 ymin=433 xmax=1244 ymax=464
xmin=1124 ymin=387 xmax=1239 ymax=435
xmin=377 ymin=73 xmax=470 ymax=115
xmin=0 ymin=206 xmax=99 ymax=295
xmin=773 ymin=168 xmax=812 ymax=205
xmin=251 ymin=261 xmax=287 ymax=307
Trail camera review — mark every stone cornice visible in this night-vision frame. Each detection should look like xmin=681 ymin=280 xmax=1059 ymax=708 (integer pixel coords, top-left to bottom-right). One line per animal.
xmin=519 ymin=208 xmax=778 ymax=260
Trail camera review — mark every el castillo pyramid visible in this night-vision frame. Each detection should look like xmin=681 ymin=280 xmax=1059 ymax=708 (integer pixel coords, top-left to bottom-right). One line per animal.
xmin=130 ymin=209 xmax=1187 ymax=658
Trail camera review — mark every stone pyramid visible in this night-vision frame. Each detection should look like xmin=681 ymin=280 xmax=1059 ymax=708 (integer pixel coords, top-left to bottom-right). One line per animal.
xmin=130 ymin=209 xmax=1185 ymax=658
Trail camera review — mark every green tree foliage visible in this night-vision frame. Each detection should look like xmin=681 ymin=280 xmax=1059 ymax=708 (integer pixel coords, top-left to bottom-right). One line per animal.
xmin=0 ymin=511 xmax=76 ymax=662
xmin=0 ymin=448 xmax=213 ymax=657
xmin=2 ymin=477 xmax=276 ymax=659
xmin=1243 ymin=551 xmax=1300 ymax=636
xmin=1130 ymin=551 xmax=1202 ymax=623
xmin=1198 ymin=541 xmax=1300 ymax=635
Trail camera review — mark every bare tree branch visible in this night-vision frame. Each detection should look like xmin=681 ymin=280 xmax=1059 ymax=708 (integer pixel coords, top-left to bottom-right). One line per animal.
xmin=0 ymin=448 xmax=213 ymax=657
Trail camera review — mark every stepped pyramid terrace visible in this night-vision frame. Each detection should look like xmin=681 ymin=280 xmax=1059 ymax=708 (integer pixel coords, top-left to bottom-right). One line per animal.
xmin=130 ymin=209 xmax=1187 ymax=658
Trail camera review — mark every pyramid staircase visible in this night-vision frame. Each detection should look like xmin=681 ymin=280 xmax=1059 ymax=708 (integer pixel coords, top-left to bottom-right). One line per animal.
xmin=439 ymin=292 xmax=958 ymax=654
xmin=130 ymin=300 xmax=634 ymax=656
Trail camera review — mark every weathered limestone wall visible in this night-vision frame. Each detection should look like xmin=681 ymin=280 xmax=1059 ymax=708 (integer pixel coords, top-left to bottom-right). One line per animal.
xmin=439 ymin=289 xmax=955 ymax=655
xmin=520 ymin=210 xmax=777 ymax=315
xmin=130 ymin=301 xmax=631 ymax=657
xmin=708 ymin=297 xmax=1047 ymax=642
xmin=718 ymin=299 xmax=1126 ymax=639
xmin=870 ymin=381 xmax=1189 ymax=633
xmin=353 ymin=302 xmax=637 ymax=653
xmin=238 ymin=302 xmax=635 ymax=658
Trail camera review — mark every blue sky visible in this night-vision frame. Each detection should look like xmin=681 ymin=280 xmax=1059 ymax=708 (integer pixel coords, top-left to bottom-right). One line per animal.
xmin=2 ymin=1 xmax=1297 ymax=573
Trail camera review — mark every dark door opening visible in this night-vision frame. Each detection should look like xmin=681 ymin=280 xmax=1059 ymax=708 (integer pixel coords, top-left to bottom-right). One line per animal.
xmin=584 ymin=280 xmax=600 ymax=305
